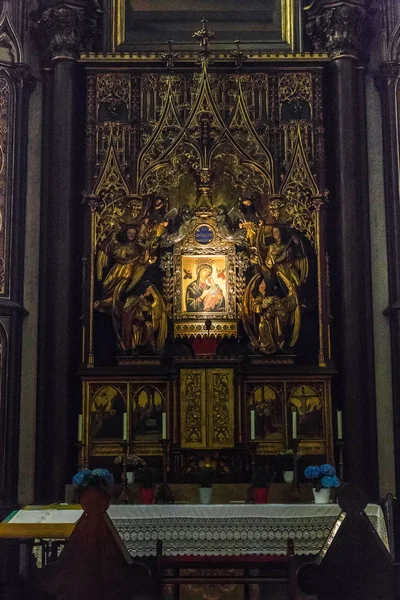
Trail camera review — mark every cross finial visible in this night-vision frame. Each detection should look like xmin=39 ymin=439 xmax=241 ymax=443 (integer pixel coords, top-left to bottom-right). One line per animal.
xmin=193 ymin=17 xmax=215 ymax=64
xmin=159 ymin=39 xmax=180 ymax=69
xmin=230 ymin=39 xmax=248 ymax=69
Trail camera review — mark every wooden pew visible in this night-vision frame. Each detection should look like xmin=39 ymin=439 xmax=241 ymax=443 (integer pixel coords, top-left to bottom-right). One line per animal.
xmin=297 ymin=483 xmax=399 ymax=600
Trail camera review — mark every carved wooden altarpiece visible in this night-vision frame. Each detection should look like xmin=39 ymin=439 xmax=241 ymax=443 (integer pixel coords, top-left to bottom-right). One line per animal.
xmin=79 ymin=26 xmax=335 ymax=479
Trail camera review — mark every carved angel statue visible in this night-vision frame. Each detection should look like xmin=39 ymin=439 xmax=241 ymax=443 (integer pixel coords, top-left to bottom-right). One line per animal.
xmin=94 ymin=211 xmax=170 ymax=353
xmin=242 ymin=225 xmax=308 ymax=354
xmin=227 ymin=196 xmax=262 ymax=262
xmin=94 ymin=225 xmax=148 ymax=313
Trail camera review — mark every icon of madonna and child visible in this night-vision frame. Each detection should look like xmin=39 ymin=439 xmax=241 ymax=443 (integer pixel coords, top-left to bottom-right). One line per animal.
xmin=183 ymin=259 xmax=227 ymax=313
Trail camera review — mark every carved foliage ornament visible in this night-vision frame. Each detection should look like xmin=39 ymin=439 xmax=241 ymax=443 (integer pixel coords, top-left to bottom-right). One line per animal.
xmin=97 ymin=73 xmax=130 ymax=118
xmin=305 ymin=4 xmax=368 ymax=59
xmin=279 ymin=73 xmax=312 ymax=106
xmin=33 ymin=5 xmax=100 ymax=62
xmin=138 ymin=68 xmax=273 ymax=199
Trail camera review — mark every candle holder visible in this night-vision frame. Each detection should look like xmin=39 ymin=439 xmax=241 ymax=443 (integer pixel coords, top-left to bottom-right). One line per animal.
xmin=291 ymin=439 xmax=300 ymax=484
xmin=245 ymin=441 xmax=258 ymax=502
xmin=155 ymin=439 xmax=174 ymax=504
xmin=76 ymin=441 xmax=87 ymax=471
xmin=336 ymin=439 xmax=345 ymax=483
xmin=117 ymin=441 xmax=130 ymax=504
xmin=289 ymin=438 xmax=301 ymax=501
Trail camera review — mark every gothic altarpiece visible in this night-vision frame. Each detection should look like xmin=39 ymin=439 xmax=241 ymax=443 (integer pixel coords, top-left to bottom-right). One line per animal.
xmin=80 ymin=51 xmax=334 ymax=480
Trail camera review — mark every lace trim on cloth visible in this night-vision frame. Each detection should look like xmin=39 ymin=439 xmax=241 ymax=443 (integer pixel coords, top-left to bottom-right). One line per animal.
xmin=109 ymin=506 xmax=388 ymax=557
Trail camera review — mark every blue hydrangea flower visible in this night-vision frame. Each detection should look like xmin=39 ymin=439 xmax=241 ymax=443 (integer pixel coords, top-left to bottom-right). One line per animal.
xmin=72 ymin=469 xmax=92 ymax=486
xmin=320 ymin=464 xmax=336 ymax=477
xmin=321 ymin=475 xmax=340 ymax=488
xmin=92 ymin=468 xmax=114 ymax=485
xmin=304 ymin=466 xmax=320 ymax=480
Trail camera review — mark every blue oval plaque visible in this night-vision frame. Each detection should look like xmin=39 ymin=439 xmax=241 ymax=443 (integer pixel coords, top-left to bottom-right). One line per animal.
xmin=195 ymin=224 xmax=214 ymax=245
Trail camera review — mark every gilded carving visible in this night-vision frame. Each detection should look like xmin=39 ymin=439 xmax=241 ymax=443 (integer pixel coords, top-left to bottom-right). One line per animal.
xmin=166 ymin=208 xmax=249 ymax=337
xmin=209 ymin=370 xmax=234 ymax=447
xmin=280 ymin=127 xmax=320 ymax=246
xmin=279 ymin=73 xmax=312 ymax=107
xmin=96 ymin=121 xmax=131 ymax=176
xmin=180 ymin=370 xmax=205 ymax=448
xmin=85 ymin=58 xmax=327 ymax=364
xmin=92 ymin=140 xmax=130 ymax=238
xmin=242 ymin=223 xmax=309 ymax=354
xmin=180 ymin=369 xmax=234 ymax=449
xmin=97 ymin=73 xmax=130 ymax=119
xmin=138 ymin=67 xmax=273 ymax=202
xmin=94 ymin=211 xmax=168 ymax=354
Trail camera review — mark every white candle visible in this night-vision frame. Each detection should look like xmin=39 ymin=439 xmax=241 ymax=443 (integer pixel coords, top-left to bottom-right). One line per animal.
xmin=77 ymin=414 xmax=83 ymax=442
xmin=337 ymin=409 xmax=343 ymax=440
xmin=123 ymin=412 xmax=128 ymax=441
xmin=162 ymin=412 xmax=167 ymax=439
xmin=292 ymin=411 xmax=297 ymax=440
xmin=250 ymin=409 xmax=256 ymax=441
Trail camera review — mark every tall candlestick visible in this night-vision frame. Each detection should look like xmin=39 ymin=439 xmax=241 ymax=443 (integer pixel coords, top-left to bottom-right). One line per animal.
xmin=123 ymin=412 xmax=128 ymax=441
xmin=162 ymin=412 xmax=167 ymax=439
xmin=77 ymin=414 xmax=83 ymax=442
xmin=337 ymin=409 xmax=343 ymax=440
xmin=250 ymin=409 xmax=256 ymax=441
xmin=292 ymin=410 xmax=297 ymax=440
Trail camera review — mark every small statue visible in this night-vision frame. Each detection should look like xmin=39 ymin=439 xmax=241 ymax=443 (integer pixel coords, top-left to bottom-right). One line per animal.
xmin=95 ymin=225 xmax=147 ymax=313
xmin=115 ymin=282 xmax=167 ymax=354
xmin=243 ymin=275 xmax=295 ymax=354
xmin=95 ymin=209 xmax=172 ymax=353
xmin=243 ymin=225 xmax=308 ymax=353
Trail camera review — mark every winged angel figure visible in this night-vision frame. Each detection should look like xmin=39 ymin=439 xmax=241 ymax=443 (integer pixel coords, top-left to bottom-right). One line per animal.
xmin=242 ymin=225 xmax=308 ymax=354
xmin=94 ymin=218 xmax=167 ymax=354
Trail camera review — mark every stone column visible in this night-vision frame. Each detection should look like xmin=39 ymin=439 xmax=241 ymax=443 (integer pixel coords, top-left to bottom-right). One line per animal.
xmin=0 ymin=10 xmax=35 ymax=514
xmin=33 ymin=1 xmax=99 ymax=501
xmin=375 ymin=18 xmax=400 ymax=494
xmin=306 ymin=1 xmax=378 ymax=497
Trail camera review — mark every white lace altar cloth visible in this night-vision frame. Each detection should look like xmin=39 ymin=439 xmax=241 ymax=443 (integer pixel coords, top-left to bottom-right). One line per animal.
xmin=8 ymin=503 xmax=388 ymax=558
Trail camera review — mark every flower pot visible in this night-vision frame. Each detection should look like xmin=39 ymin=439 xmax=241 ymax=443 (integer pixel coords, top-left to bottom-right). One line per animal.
xmin=139 ymin=487 xmax=154 ymax=504
xmin=283 ymin=470 xmax=294 ymax=484
xmin=127 ymin=472 xmax=135 ymax=485
xmin=252 ymin=487 xmax=269 ymax=504
xmin=313 ymin=487 xmax=331 ymax=504
xmin=199 ymin=487 xmax=213 ymax=504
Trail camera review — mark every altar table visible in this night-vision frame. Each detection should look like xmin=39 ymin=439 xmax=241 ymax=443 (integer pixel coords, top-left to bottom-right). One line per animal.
xmin=6 ymin=503 xmax=388 ymax=558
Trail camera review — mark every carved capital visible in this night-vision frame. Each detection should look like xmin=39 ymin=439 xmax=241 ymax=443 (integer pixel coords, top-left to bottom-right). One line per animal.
xmin=32 ymin=3 xmax=101 ymax=64
xmin=10 ymin=65 xmax=36 ymax=92
xmin=305 ymin=4 xmax=368 ymax=60
xmin=82 ymin=192 xmax=100 ymax=212
xmin=374 ymin=62 xmax=400 ymax=95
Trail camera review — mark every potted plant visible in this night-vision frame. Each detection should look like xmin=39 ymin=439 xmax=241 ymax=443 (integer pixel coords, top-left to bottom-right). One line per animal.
xmin=72 ymin=468 xmax=114 ymax=513
xmin=304 ymin=464 xmax=340 ymax=503
xmin=277 ymin=449 xmax=295 ymax=483
xmin=196 ymin=466 xmax=215 ymax=504
xmin=251 ymin=464 xmax=276 ymax=503
xmin=114 ymin=454 xmax=146 ymax=484
xmin=136 ymin=467 xmax=159 ymax=504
